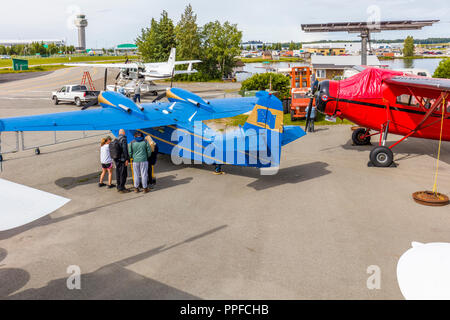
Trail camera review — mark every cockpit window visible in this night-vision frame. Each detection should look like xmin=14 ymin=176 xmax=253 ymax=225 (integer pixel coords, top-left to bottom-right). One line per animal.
xmin=396 ymin=94 xmax=417 ymax=107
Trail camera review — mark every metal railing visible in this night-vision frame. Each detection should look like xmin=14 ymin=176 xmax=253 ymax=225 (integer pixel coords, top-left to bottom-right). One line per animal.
xmin=0 ymin=130 xmax=109 ymax=155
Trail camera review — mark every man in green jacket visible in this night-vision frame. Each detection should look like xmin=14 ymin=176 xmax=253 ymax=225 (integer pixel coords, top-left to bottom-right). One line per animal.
xmin=128 ymin=131 xmax=152 ymax=193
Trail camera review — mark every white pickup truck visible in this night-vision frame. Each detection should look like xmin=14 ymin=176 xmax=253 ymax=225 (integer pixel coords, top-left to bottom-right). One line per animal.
xmin=52 ymin=85 xmax=100 ymax=107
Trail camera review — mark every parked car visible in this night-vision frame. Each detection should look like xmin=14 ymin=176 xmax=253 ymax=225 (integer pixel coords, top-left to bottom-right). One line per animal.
xmin=51 ymin=85 xmax=99 ymax=107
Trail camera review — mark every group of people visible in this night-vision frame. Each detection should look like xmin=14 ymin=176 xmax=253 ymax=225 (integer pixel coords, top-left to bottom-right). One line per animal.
xmin=99 ymin=129 xmax=158 ymax=194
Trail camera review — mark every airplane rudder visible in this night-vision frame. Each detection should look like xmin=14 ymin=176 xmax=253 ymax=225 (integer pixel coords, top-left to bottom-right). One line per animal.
xmin=243 ymin=92 xmax=284 ymax=133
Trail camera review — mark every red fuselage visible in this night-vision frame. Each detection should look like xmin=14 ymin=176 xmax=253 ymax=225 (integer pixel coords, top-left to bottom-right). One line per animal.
xmin=315 ymin=69 xmax=450 ymax=141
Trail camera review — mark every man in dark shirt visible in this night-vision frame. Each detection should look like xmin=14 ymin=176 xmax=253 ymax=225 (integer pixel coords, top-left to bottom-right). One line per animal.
xmin=115 ymin=129 xmax=130 ymax=193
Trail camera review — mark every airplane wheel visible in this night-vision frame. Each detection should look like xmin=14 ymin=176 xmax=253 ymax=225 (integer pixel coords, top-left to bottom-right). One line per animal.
xmin=370 ymin=146 xmax=393 ymax=167
xmin=352 ymin=128 xmax=371 ymax=145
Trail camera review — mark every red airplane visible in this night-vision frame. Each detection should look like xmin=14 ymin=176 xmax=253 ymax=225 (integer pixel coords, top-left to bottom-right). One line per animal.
xmin=313 ymin=67 xmax=450 ymax=167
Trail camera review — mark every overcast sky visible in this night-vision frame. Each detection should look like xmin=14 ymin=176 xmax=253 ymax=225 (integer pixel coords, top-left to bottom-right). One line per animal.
xmin=1 ymin=0 xmax=449 ymax=48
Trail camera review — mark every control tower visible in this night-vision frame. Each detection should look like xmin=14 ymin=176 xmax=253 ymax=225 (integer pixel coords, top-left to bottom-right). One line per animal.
xmin=74 ymin=14 xmax=88 ymax=51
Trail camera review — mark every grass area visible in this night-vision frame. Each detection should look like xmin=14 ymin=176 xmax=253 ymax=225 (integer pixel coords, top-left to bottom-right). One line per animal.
xmin=0 ymin=64 xmax=70 ymax=74
xmin=240 ymin=57 xmax=305 ymax=63
xmin=0 ymin=55 xmax=137 ymax=68
xmin=219 ymin=113 xmax=353 ymax=128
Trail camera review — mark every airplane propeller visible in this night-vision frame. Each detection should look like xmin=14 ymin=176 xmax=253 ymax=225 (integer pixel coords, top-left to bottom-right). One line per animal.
xmin=81 ymin=98 xmax=99 ymax=111
xmin=152 ymin=91 xmax=168 ymax=103
xmin=305 ymin=79 xmax=319 ymax=132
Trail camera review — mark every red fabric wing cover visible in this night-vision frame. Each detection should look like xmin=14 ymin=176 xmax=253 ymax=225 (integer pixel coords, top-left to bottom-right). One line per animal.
xmin=338 ymin=68 xmax=404 ymax=100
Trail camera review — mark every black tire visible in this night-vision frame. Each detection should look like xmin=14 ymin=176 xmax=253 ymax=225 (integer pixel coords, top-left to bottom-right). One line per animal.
xmin=352 ymin=128 xmax=371 ymax=145
xmin=370 ymin=146 xmax=394 ymax=167
xmin=74 ymin=97 xmax=81 ymax=107
xmin=52 ymin=96 xmax=59 ymax=105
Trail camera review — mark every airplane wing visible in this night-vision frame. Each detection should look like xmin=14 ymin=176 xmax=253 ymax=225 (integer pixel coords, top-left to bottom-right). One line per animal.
xmin=384 ymin=76 xmax=450 ymax=92
xmin=0 ymin=107 xmax=171 ymax=132
xmin=0 ymin=179 xmax=70 ymax=231
xmin=65 ymin=63 xmax=140 ymax=69
xmin=0 ymin=91 xmax=257 ymax=133
xmin=174 ymin=70 xmax=198 ymax=75
xmin=174 ymin=60 xmax=202 ymax=66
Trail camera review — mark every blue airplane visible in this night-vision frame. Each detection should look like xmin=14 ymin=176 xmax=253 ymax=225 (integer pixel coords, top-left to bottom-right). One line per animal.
xmin=0 ymin=88 xmax=306 ymax=172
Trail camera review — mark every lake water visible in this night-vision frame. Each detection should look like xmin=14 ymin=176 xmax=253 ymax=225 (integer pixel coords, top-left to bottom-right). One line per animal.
xmin=381 ymin=58 xmax=443 ymax=74
xmin=239 ymin=58 xmax=444 ymax=82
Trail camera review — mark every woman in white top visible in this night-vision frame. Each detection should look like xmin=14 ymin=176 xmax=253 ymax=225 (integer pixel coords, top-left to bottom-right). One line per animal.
xmin=99 ymin=136 xmax=115 ymax=188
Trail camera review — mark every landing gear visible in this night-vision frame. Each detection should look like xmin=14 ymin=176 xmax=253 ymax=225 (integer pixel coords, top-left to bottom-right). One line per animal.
xmin=370 ymin=146 xmax=393 ymax=167
xmin=352 ymin=128 xmax=371 ymax=145
xmin=214 ymin=164 xmax=225 ymax=175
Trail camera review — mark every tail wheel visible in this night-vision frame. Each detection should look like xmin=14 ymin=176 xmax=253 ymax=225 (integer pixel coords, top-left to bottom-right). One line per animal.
xmin=53 ymin=96 xmax=59 ymax=105
xmin=352 ymin=128 xmax=371 ymax=145
xmin=370 ymin=146 xmax=394 ymax=167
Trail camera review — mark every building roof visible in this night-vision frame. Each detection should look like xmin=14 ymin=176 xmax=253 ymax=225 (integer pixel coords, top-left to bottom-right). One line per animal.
xmin=311 ymin=55 xmax=380 ymax=69
xmin=116 ymin=43 xmax=137 ymax=49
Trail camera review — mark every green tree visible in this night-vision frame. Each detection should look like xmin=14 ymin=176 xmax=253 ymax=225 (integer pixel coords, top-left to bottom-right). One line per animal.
xmin=136 ymin=11 xmax=176 ymax=62
xmin=158 ymin=11 xmax=176 ymax=60
xmin=136 ymin=18 xmax=160 ymax=62
xmin=200 ymin=21 xmax=242 ymax=79
xmin=175 ymin=4 xmax=201 ymax=60
xmin=240 ymin=73 xmax=291 ymax=99
xmin=403 ymin=36 xmax=415 ymax=57
xmin=47 ymin=43 xmax=58 ymax=55
xmin=433 ymin=58 xmax=450 ymax=78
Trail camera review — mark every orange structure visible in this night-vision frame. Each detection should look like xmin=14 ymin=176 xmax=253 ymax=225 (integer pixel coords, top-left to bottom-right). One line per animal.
xmin=81 ymin=71 xmax=96 ymax=91
xmin=289 ymin=66 xmax=314 ymax=121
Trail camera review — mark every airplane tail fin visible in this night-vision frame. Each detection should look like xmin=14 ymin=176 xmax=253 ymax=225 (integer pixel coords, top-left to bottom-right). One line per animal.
xmin=168 ymin=48 xmax=176 ymax=70
xmin=243 ymin=92 xmax=305 ymax=170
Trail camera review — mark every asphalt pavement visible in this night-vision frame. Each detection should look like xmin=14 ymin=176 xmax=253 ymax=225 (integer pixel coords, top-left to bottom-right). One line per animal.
xmin=0 ymin=69 xmax=449 ymax=299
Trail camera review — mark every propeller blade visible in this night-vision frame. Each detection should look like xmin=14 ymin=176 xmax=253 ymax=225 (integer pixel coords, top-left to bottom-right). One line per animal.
xmin=81 ymin=99 xmax=98 ymax=110
xmin=170 ymin=68 xmax=175 ymax=88
xmin=152 ymin=91 xmax=167 ymax=103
